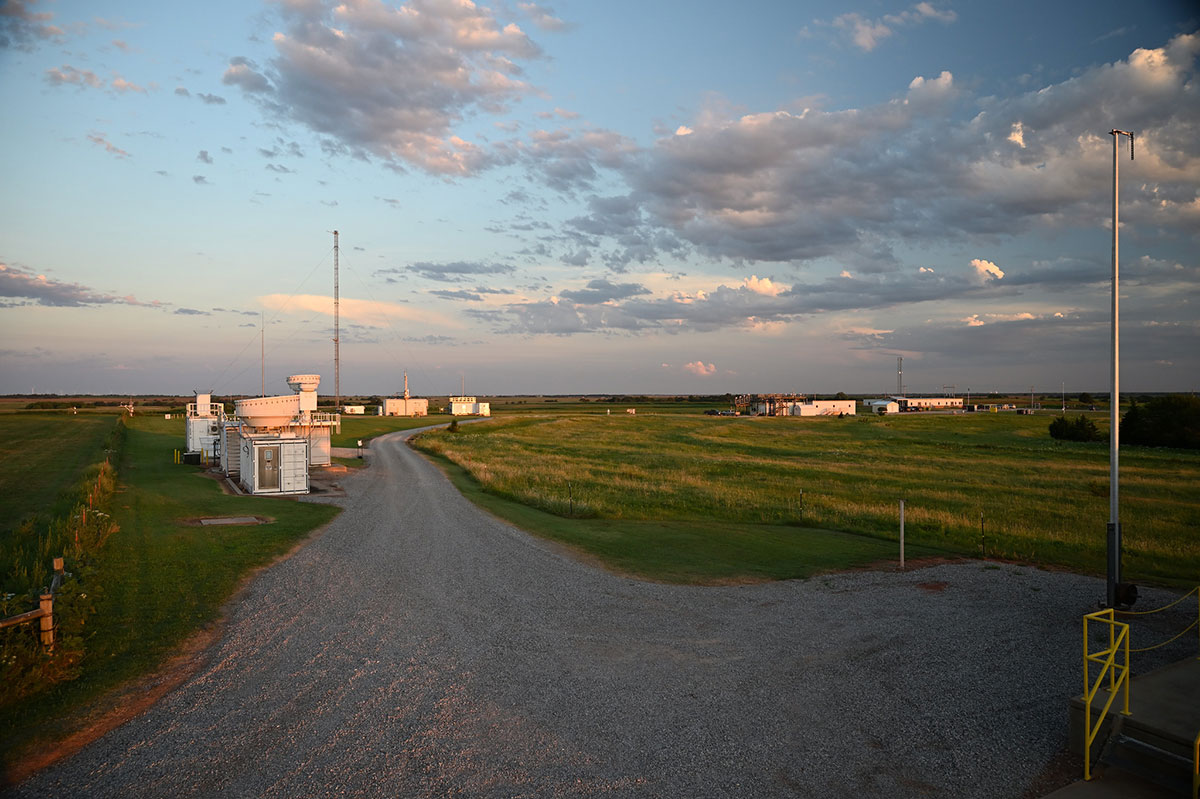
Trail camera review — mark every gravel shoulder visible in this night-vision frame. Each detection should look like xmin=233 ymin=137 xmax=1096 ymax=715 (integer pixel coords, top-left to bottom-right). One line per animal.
xmin=10 ymin=428 xmax=1192 ymax=798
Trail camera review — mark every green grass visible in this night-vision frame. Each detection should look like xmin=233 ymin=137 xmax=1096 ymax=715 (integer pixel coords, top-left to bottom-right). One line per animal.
xmin=0 ymin=413 xmax=121 ymax=538
xmin=0 ymin=415 xmax=339 ymax=769
xmin=413 ymin=412 xmax=1200 ymax=586
xmin=330 ymin=414 xmax=453 ymax=448
xmin=427 ymin=450 xmax=944 ymax=582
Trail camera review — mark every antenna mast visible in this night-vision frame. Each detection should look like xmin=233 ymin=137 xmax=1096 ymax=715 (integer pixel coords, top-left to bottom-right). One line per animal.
xmin=333 ymin=230 xmax=340 ymax=412
xmin=896 ymin=356 xmax=903 ymax=397
xmin=1106 ymin=129 xmax=1134 ymax=608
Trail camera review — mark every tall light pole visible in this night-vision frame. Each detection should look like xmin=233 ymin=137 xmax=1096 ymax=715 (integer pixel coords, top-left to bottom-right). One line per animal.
xmin=1108 ymin=129 xmax=1134 ymax=608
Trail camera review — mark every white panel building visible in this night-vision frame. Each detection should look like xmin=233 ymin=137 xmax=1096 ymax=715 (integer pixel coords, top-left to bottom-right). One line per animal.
xmin=450 ymin=396 xmax=490 ymax=416
xmin=238 ymin=436 xmax=309 ymax=495
xmin=384 ymin=372 xmax=429 ymax=416
xmin=185 ymin=393 xmax=222 ymax=457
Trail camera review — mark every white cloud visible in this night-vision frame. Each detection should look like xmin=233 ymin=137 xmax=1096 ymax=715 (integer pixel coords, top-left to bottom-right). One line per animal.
xmin=970 ymin=259 xmax=1005 ymax=285
xmin=1008 ymin=121 xmax=1026 ymax=148
xmin=827 ymin=3 xmax=957 ymax=52
xmin=683 ymin=360 xmax=716 ymax=376
xmin=742 ymin=275 xmax=783 ymax=296
xmin=259 ymin=293 xmax=462 ymax=328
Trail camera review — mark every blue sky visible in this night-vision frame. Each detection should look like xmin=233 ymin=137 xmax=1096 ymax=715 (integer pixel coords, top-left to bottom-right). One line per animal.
xmin=1 ymin=0 xmax=1197 ymax=397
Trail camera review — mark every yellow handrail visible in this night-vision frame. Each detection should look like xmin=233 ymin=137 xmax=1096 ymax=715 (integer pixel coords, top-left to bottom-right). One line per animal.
xmin=1082 ymin=609 xmax=1131 ymax=781
xmin=1192 ymin=727 xmax=1198 ymax=799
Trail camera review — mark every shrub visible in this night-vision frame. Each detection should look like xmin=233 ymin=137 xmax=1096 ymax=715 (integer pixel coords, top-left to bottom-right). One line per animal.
xmin=1049 ymin=414 xmax=1103 ymax=442
xmin=448 ymin=419 xmax=459 ymax=433
xmin=1121 ymin=395 xmax=1200 ymax=449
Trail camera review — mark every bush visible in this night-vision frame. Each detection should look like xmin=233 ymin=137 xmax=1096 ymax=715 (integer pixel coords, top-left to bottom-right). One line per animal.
xmin=1121 ymin=395 xmax=1200 ymax=449
xmin=448 ymin=419 xmax=459 ymax=433
xmin=1049 ymin=414 xmax=1103 ymax=442
xmin=1078 ymin=392 xmax=1094 ymax=405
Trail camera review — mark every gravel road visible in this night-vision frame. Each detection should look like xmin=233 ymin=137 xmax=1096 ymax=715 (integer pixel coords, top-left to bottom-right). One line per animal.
xmin=10 ymin=428 xmax=1190 ymax=798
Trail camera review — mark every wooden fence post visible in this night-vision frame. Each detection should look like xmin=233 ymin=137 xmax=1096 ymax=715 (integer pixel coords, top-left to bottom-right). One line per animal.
xmin=38 ymin=594 xmax=54 ymax=649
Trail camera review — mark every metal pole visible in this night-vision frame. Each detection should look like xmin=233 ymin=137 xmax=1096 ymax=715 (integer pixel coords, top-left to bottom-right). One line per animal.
xmin=333 ymin=230 xmax=340 ymax=413
xmin=261 ymin=311 xmax=265 ymax=397
xmin=899 ymin=499 xmax=905 ymax=570
xmin=1107 ymin=129 xmax=1133 ymax=608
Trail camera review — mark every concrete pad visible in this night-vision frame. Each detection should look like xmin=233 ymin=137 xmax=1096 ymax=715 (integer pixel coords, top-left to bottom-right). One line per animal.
xmin=198 ymin=516 xmax=262 ymax=526
xmin=1041 ymin=769 xmax=1178 ymax=798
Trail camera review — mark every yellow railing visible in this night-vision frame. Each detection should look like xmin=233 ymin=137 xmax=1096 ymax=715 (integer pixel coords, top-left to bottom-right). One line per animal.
xmin=1082 ymin=608 xmax=1131 ymax=781
xmin=1192 ymin=727 xmax=1198 ymax=799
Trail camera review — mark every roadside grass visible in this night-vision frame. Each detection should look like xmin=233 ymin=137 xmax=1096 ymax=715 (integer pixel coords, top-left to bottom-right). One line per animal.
xmin=412 ymin=412 xmax=1200 ymax=586
xmin=0 ymin=415 xmax=339 ymax=772
xmin=425 ymin=451 xmax=946 ymax=583
xmin=0 ymin=414 xmax=119 ymax=543
xmin=331 ymin=414 xmax=453 ymax=448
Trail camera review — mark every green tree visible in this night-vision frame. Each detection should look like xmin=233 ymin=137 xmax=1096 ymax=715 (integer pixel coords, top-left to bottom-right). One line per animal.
xmin=1121 ymin=395 xmax=1200 ymax=449
xmin=1049 ymin=414 xmax=1103 ymax=442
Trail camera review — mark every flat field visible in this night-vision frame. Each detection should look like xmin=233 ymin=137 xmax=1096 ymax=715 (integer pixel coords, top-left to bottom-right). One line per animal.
xmin=413 ymin=411 xmax=1200 ymax=585
xmin=0 ymin=413 xmax=120 ymax=537
xmin=331 ymin=414 xmax=453 ymax=448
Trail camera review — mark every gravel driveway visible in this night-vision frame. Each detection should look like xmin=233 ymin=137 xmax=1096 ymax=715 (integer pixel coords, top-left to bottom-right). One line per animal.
xmin=10 ymin=428 xmax=1190 ymax=798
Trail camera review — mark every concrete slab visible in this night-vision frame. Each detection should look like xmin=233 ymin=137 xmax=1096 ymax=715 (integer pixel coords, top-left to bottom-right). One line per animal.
xmin=198 ymin=516 xmax=262 ymax=526
xmin=1041 ymin=768 xmax=1178 ymax=798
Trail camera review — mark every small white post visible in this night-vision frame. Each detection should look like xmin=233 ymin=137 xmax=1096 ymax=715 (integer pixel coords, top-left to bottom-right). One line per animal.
xmin=899 ymin=499 xmax=906 ymax=570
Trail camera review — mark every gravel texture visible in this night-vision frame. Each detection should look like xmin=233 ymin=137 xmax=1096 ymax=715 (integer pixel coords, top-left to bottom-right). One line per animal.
xmin=11 ymin=428 xmax=1192 ymax=798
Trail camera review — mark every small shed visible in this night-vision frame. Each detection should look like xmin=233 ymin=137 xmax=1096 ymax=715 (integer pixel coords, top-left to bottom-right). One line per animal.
xmin=238 ymin=436 xmax=309 ymax=495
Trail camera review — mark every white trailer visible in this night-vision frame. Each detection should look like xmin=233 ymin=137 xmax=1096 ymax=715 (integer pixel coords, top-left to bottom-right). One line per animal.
xmin=238 ymin=436 xmax=309 ymax=496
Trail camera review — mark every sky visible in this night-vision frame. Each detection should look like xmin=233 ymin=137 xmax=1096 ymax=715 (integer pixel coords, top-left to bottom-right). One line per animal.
xmin=1 ymin=0 xmax=1197 ymax=398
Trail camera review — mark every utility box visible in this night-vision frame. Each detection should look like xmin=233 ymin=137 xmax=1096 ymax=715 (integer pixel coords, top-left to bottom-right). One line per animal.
xmin=238 ymin=436 xmax=309 ymax=495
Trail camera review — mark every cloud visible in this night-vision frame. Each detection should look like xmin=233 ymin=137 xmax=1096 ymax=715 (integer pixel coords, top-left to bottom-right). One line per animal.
xmin=222 ymin=0 xmax=543 ymax=176
xmin=197 ymin=150 xmax=213 ymax=164
xmin=45 ymin=65 xmax=145 ymax=93
xmin=827 ymin=3 xmax=957 ymax=52
xmin=1 ymin=0 xmax=64 ymax=49
xmin=259 ymin=293 xmax=461 ymax=328
xmin=742 ymin=275 xmax=784 ymax=296
xmin=196 ymin=92 xmax=226 ymax=105
xmin=174 ymin=307 xmax=210 ymax=316
xmin=192 ymin=175 xmax=208 ymax=184
xmin=1007 ymin=121 xmax=1026 ymax=148
xmin=87 ymin=131 xmax=130 ymax=158
xmin=383 ymin=260 xmax=516 ymax=283
xmin=174 ymin=86 xmax=190 ymax=97
xmin=683 ymin=361 xmax=716 ymax=376
xmin=561 ymin=32 xmax=1200 ymax=271
xmin=0 ymin=262 xmax=141 ymax=307
xmin=518 ymin=3 xmax=570 ymax=32
xmin=558 ymin=279 xmax=650 ymax=304
xmin=45 ymin=65 xmax=103 ymax=88
xmin=969 ymin=259 xmax=1005 ymax=285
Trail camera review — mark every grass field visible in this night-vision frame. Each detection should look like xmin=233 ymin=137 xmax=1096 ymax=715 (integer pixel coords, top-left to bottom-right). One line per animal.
xmin=413 ymin=412 xmax=1200 ymax=586
xmin=0 ymin=415 xmax=339 ymax=771
xmin=331 ymin=414 xmax=453 ymax=448
xmin=0 ymin=414 xmax=121 ymax=542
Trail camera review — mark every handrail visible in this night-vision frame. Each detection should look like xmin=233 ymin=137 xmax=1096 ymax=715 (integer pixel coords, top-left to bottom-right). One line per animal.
xmin=1082 ymin=608 xmax=1131 ymax=781
xmin=1192 ymin=727 xmax=1198 ymax=799
xmin=1115 ymin=586 xmax=1200 ymax=658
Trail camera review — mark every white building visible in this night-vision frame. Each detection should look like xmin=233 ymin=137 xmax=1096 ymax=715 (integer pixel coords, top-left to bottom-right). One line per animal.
xmin=750 ymin=397 xmax=856 ymax=416
xmin=383 ymin=372 xmax=429 ymax=416
xmin=450 ymin=396 xmax=490 ymax=416
xmin=212 ymin=374 xmax=339 ymax=494
xmin=895 ymin=396 xmax=963 ymax=411
xmin=864 ymin=399 xmax=900 ymax=415
xmin=185 ymin=393 xmax=222 ymax=457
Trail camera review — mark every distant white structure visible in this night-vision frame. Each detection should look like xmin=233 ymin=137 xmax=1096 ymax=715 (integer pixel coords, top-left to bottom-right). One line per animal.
xmin=894 ymin=396 xmax=963 ymax=411
xmin=185 ymin=393 xmax=222 ymax=457
xmin=450 ymin=396 xmax=490 ymax=416
xmin=384 ymin=371 xmax=429 ymax=417
xmin=750 ymin=398 xmax=856 ymax=417
xmin=342 ymin=405 xmax=366 ymax=415
xmin=864 ymin=399 xmax=900 ymax=415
